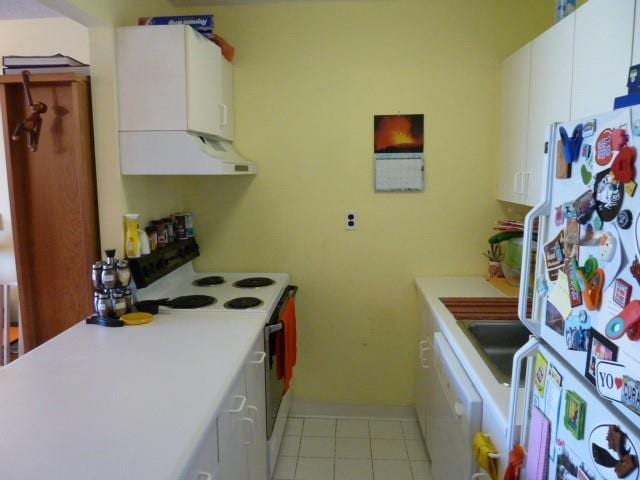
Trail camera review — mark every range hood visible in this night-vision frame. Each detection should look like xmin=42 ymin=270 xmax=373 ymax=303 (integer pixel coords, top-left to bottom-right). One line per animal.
xmin=119 ymin=131 xmax=256 ymax=175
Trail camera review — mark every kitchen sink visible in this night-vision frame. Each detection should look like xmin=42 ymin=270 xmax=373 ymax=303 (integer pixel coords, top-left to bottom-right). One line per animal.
xmin=457 ymin=320 xmax=531 ymax=386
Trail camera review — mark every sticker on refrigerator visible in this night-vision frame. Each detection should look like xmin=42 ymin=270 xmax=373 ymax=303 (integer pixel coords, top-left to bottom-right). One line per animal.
xmin=544 ymin=365 xmax=563 ymax=461
xmin=589 ymin=424 xmax=639 ymax=480
xmin=544 ymin=231 xmax=566 ymax=281
xmin=595 ymin=361 xmax=640 ymax=417
xmin=594 ymin=169 xmax=624 ymax=222
xmin=596 ymin=129 xmax=615 ymax=166
xmin=556 ymin=441 xmax=596 ymax=480
xmin=585 ymin=328 xmax=619 ymax=386
xmin=534 ymin=351 xmax=549 ymax=397
xmin=565 ymin=310 xmax=591 ymax=351
xmin=564 ymin=390 xmax=587 ymax=440
xmin=546 ymin=302 xmax=565 ymax=336
xmin=611 ymin=146 xmax=637 ymax=184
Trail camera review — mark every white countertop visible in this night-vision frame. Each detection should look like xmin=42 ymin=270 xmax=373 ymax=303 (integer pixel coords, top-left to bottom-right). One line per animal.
xmin=414 ymin=276 xmax=518 ymax=465
xmin=0 ymin=310 xmax=266 ymax=480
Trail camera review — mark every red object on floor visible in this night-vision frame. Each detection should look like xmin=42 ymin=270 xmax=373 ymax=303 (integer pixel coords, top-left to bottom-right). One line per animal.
xmin=503 ymin=444 xmax=526 ymax=480
xmin=282 ymin=297 xmax=297 ymax=392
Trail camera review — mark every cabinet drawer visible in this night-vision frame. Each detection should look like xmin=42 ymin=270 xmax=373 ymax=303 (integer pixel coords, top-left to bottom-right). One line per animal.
xmin=183 ymin=419 xmax=219 ymax=480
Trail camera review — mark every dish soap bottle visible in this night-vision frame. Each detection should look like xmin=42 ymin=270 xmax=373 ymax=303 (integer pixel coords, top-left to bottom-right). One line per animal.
xmin=124 ymin=213 xmax=141 ymax=258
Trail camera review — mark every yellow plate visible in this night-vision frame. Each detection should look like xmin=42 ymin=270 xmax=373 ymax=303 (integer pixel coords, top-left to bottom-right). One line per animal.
xmin=121 ymin=312 xmax=153 ymax=325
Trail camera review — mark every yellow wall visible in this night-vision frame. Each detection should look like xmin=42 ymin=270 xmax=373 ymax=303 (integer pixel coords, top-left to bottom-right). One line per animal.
xmin=40 ymin=0 xmax=555 ymax=405
xmin=173 ymin=0 xmax=555 ymax=405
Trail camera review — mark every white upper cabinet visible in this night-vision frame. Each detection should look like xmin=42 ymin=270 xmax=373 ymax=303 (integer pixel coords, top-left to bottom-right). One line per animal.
xmin=571 ymin=0 xmax=634 ymax=119
xmin=497 ymin=44 xmax=531 ymax=205
xmin=525 ymin=13 xmax=575 ymax=206
xmin=117 ymin=25 xmax=234 ymax=141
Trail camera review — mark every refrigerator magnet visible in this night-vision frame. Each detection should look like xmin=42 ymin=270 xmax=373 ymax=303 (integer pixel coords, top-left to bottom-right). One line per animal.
xmin=585 ymin=328 xmax=619 ymax=385
xmin=625 ymin=180 xmax=638 ymax=197
xmin=613 ymin=279 xmax=633 ymax=308
xmin=589 ymin=424 xmax=639 ymax=480
xmin=581 ymin=165 xmax=593 ymax=185
xmin=611 ymin=128 xmax=630 ymax=151
xmin=534 ymin=351 xmax=549 ymax=397
xmin=594 ymin=169 xmax=624 ymax=222
xmin=564 ymin=390 xmax=587 ymax=440
xmin=583 ymin=119 xmax=597 ymax=138
xmin=611 ymin=146 xmax=637 ymax=184
xmin=596 ymin=129 xmax=614 ymax=166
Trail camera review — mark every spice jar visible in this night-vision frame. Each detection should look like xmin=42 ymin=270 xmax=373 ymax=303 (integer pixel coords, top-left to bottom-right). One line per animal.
xmin=123 ymin=288 xmax=133 ymax=311
xmin=92 ymin=261 xmax=105 ymax=290
xmin=101 ymin=264 xmax=117 ymax=289
xmin=163 ymin=217 xmax=175 ymax=243
xmin=153 ymin=220 xmax=168 ymax=248
xmin=145 ymin=226 xmax=158 ymax=251
xmin=111 ymin=290 xmax=127 ymax=318
xmin=96 ymin=292 xmax=112 ymax=318
xmin=116 ymin=259 xmax=131 ymax=287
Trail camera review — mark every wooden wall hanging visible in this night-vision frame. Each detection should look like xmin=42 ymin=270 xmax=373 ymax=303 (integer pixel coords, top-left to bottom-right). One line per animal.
xmin=0 ymin=73 xmax=100 ymax=351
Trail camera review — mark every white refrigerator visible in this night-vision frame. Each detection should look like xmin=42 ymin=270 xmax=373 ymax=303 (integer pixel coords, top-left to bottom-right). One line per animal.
xmin=509 ymin=106 xmax=640 ymax=480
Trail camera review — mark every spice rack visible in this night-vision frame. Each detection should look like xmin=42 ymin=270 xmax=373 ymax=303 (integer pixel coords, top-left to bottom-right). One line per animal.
xmin=128 ymin=238 xmax=200 ymax=288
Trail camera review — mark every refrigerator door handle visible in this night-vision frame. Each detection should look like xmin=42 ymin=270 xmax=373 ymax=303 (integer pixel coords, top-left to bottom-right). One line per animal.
xmin=518 ymin=123 xmax=557 ymax=332
xmin=506 ymin=336 xmax=540 ymax=450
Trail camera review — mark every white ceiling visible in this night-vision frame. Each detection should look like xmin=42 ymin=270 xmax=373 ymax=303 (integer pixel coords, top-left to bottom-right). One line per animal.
xmin=0 ymin=0 xmax=61 ymax=19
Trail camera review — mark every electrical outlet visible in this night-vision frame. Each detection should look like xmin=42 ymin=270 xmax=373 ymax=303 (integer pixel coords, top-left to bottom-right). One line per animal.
xmin=345 ymin=210 xmax=357 ymax=230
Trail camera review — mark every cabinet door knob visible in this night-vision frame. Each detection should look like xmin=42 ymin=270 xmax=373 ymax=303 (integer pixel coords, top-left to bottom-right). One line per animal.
xmin=219 ymin=104 xmax=228 ymax=126
xmin=249 ymin=351 xmax=266 ymax=364
xmin=227 ymin=395 xmax=246 ymax=413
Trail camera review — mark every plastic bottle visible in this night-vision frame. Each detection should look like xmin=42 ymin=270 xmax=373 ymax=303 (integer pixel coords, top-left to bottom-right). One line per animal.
xmin=124 ymin=213 xmax=141 ymax=258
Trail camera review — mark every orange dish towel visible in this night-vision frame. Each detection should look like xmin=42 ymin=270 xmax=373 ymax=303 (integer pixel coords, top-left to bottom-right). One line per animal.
xmin=282 ymin=297 xmax=297 ymax=392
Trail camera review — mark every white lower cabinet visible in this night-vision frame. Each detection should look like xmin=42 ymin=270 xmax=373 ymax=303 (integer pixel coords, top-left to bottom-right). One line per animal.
xmin=183 ymin=333 xmax=267 ymax=480
xmin=415 ymin=294 xmax=438 ymax=443
xmin=245 ymin=337 xmax=268 ymax=480
xmin=182 ymin=418 xmax=220 ymax=480
xmin=218 ymin=370 xmax=250 ymax=480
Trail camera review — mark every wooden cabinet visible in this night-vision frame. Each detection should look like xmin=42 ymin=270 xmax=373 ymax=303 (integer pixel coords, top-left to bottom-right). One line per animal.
xmin=116 ymin=25 xmax=234 ymax=141
xmin=497 ymin=44 xmax=531 ymax=205
xmin=0 ymin=73 xmax=99 ymax=350
xmin=571 ymin=0 xmax=634 ymax=120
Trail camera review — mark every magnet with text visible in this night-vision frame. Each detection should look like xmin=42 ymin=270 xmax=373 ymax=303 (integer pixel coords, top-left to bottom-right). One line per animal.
xmin=595 ymin=361 xmax=627 ymax=405
xmin=597 ymin=128 xmax=615 ymax=166
xmin=594 ymin=169 xmax=624 ymax=222
xmin=583 ymin=119 xmax=597 ymax=138
xmin=613 ymin=279 xmax=633 ymax=308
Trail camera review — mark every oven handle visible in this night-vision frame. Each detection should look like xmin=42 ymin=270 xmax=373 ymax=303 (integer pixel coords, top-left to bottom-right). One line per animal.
xmin=266 ymin=322 xmax=284 ymax=335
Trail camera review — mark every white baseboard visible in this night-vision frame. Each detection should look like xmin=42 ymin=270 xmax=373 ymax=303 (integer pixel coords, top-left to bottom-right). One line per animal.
xmin=290 ymin=397 xmax=417 ymax=420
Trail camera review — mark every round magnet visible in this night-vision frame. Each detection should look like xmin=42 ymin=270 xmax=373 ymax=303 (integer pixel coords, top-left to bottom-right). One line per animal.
xmin=594 ymin=169 xmax=624 ymax=222
xmin=618 ymin=209 xmax=633 ymax=229
xmin=606 ymin=316 xmax=626 ymax=339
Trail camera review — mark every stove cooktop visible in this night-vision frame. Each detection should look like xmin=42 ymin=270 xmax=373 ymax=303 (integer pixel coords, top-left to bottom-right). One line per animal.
xmin=135 ymin=263 xmax=289 ymax=315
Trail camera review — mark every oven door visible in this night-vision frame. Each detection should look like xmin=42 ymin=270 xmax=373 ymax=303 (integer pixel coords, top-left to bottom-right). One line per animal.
xmin=264 ymin=285 xmax=297 ymax=439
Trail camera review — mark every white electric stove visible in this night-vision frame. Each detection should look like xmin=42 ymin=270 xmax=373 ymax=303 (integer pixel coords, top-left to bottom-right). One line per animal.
xmin=135 ymin=262 xmax=289 ymax=317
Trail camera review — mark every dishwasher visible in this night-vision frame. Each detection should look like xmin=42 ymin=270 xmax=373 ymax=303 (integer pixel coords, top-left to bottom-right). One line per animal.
xmin=426 ymin=332 xmax=482 ymax=480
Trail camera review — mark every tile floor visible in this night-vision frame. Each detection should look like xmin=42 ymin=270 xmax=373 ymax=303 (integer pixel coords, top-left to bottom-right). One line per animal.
xmin=273 ymin=417 xmax=432 ymax=480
